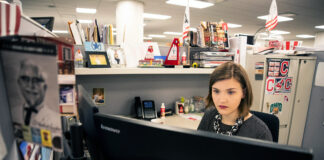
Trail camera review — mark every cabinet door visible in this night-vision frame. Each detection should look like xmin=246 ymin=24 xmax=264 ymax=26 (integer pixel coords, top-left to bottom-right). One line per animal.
xmin=288 ymin=59 xmax=316 ymax=146
xmin=262 ymin=58 xmax=299 ymax=145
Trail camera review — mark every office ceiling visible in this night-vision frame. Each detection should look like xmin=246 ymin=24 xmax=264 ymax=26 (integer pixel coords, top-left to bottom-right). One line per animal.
xmin=21 ymin=0 xmax=324 ymax=44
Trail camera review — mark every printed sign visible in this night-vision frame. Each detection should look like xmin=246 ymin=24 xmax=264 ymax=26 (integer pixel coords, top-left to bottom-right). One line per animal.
xmin=266 ymin=77 xmax=275 ymax=94
xmin=270 ymin=102 xmax=282 ymax=115
xmin=0 ymin=38 xmax=63 ymax=151
xmin=267 ymin=59 xmax=290 ymax=77
xmin=266 ymin=77 xmax=293 ymax=94
xmin=255 ymin=62 xmax=264 ymax=80
xmin=84 ymin=42 xmax=105 ymax=52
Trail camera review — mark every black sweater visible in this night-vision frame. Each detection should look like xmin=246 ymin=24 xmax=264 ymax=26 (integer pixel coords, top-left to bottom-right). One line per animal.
xmin=198 ymin=107 xmax=273 ymax=141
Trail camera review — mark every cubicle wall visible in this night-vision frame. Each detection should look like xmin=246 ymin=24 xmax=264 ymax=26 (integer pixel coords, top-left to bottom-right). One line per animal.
xmin=302 ymin=52 xmax=324 ymax=160
xmin=76 ymin=74 xmax=209 ymax=116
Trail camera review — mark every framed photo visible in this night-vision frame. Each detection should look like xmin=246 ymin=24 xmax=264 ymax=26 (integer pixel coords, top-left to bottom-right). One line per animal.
xmin=92 ymin=88 xmax=105 ymax=105
xmin=106 ymin=47 xmax=126 ymax=67
xmin=86 ymin=51 xmax=110 ymax=68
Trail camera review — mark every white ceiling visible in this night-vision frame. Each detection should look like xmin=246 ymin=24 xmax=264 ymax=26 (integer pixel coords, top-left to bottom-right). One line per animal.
xmin=20 ymin=0 xmax=324 ymax=44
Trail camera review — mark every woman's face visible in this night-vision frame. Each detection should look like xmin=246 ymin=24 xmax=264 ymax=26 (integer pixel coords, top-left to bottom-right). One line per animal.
xmin=212 ymin=78 xmax=244 ymax=118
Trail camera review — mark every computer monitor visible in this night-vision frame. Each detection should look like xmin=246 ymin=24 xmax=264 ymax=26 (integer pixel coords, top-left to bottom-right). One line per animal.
xmin=93 ymin=113 xmax=313 ymax=160
xmin=77 ymin=85 xmax=312 ymax=160
xmin=31 ymin=17 xmax=54 ymax=31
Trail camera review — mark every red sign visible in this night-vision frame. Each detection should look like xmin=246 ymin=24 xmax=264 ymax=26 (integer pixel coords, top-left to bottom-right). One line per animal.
xmin=266 ymin=78 xmax=275 ymax=93
xmin=285 ymin=78 xmax=292 ymax=90
xmin=280 ymin=60 xmax=289 ymax=75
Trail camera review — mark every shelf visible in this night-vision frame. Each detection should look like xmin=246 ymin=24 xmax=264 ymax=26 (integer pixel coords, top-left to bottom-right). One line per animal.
xmin=19 ymin=14 xmax=57 ymax=37
xmin=75 ymin=68 xmax=215 ymax=75
xmin=58 ymin=75 xmax=76 ymax=84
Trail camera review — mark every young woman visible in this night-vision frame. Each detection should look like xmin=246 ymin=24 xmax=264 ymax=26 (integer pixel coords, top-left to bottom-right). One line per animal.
xmin=198 ymin=62 xmax=272 ymax=141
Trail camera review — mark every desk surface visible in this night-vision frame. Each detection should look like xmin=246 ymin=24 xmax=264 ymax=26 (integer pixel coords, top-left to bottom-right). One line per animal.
xmin=153 ymin=114 xmax=202 ymax=130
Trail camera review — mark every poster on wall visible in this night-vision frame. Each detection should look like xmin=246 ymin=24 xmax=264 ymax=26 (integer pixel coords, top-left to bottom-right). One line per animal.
xmin=267 ymin=59 xmax=290 ymax=77
xmin=266 ymin=77 xmax=293 ymax=94
xmin=0 ymin=38 xmax=63 ymax=151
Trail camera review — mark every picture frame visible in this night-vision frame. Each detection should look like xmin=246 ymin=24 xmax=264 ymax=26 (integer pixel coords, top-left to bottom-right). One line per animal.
xmin=106 ymin=47 xmax=126 ymax=68
xmin=86 ymin=51 xmax=110 ymax=68
xmin=92 ymin=88 xmax=105 ymax=105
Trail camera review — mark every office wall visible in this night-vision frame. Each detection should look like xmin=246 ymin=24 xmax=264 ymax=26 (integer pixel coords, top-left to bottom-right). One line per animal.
xmin=302 ymin=52 xmax=324 ymax=160
xmin=76 ymin=74 xmax=209 ymax=116
xmin=302 ymin=39 xmax=315 ymax=48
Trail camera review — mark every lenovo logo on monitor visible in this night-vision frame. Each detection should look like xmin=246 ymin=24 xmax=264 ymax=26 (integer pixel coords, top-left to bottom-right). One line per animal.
xmin=100 ymin=124 xmax=120 ymax=134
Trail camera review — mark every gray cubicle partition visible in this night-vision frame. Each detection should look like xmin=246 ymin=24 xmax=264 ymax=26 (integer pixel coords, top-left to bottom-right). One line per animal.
xmin=76 ymin=74 xmax=209 ymax=116
xmin=302 ymin=52 xmax=324 ymax=160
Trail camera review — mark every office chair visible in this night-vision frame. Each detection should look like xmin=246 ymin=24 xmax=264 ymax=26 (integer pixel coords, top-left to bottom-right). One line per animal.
xmin=250 ymin=111 xmax=280 ymax=142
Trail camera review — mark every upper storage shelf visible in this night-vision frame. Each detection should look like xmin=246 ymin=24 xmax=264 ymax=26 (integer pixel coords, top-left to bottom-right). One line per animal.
xmin=75 ymin=68 xmax=215 ymax=75
xmin=19 ymin=14 xmax=57 ymax=37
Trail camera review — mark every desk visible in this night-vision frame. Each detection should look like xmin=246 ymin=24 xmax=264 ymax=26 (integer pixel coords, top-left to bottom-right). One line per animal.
xmin=152 ymin=114 xmax=202 ymax=130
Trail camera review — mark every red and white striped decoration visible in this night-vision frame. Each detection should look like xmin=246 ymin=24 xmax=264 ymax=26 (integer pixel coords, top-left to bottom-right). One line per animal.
xmin=182 ymin=0 xmax=190 ymax=44
xmin=265 ymin=0 xmax=278 ymax=31
xmin=0 ymin=2 xmax=21 ymax=37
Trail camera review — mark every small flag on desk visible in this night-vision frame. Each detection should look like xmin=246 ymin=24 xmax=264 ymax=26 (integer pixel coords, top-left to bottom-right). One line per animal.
xmin=0 ymin=1 xmax=21 ymax=36
xmin=182 ymin=0 xmax=190 ymax=45
xmin=265 ymin=0 xmax=278 ymax=31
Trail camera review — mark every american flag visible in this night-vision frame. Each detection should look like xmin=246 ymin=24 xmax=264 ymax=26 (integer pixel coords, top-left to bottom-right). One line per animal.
xmin=182 ymin=0 xmax=190 ymax=45
xmin=265 ymin=0 xmax=278 ymax=31
xmin=0 ymin=2 xmax=21 ymax=36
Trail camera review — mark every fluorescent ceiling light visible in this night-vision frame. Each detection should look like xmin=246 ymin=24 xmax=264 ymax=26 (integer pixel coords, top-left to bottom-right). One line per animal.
xmin=227 ymin=23 xmax=242 ymax=28
xmin=143 ymin=13 xmax=171 ymax=20
xmin=296 ymin=34 xmax=315 ymax=38
xmin=270 ymin=30 xmax=290 ymax=35
xmin=163 ymin=32 xmax=182 ymax=36
xmin=78 ymin=19 xmax=93 ymax=23
xmin=112 ymin=28 xmax=116 ymax=31
xmin=166 ymin=0 xmax=214 ymax=9
xmin=315 ymin=25 xmax=324 ymax=29
xmin=76 ymin=8 xmax=96 ymax=14
xmin=144 ymin=37 xmax=153 ymax=40
xmin=257 ymin=15 xmax=293 ymax=22
xmin=113 ymin=32 xmax=116 ymax=35
xmin=52 ymin=30 xmax=68 ymax=34
xmin=148 ymin=34 xmax=166 ymax=38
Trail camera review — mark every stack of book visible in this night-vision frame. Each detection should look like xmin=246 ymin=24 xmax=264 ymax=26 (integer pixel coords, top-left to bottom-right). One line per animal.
xmin=68 ymin=19 xmax=115 ymax=45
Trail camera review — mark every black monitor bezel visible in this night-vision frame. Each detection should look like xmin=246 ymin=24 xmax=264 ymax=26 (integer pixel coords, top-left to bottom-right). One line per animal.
xmin=93 ymin=113 xmax=313 ymax=160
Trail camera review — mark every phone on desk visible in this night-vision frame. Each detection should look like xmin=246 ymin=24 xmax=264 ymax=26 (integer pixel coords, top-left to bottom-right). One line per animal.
xmin=135 ymin=97 xmax=157 ymax=120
